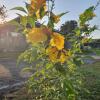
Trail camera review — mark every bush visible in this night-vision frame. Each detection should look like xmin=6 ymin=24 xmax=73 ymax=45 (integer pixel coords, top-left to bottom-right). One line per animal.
xmin=12 ymin=0 xmax=97 ymax=99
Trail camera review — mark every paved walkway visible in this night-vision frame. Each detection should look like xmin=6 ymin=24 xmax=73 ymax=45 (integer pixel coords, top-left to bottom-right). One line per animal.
xmin=92 ymin=55 xmax=100 ymax=60
xmin=0 ymin=64 xmax=12 ymax=78
xmin=0 ymin=58 xmax=31 ymax=91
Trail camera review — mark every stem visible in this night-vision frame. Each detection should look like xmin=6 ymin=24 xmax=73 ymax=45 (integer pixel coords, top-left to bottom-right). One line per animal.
xmin=47 ymin=0 xmax=50 ymax=21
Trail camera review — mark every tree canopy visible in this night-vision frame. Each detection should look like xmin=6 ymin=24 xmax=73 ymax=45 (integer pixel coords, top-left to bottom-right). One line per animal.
xmin=60 ymin=20 xmax=77 ymax=34
xmin=0 ymin=5 xmax=7 ymax=22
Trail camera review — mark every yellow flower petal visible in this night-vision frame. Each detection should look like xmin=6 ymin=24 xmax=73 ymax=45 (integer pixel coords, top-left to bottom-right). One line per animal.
xmin=31 ymin=0 xmax=46 ymax=11
xmin=50 ymin=32 xmax=65 ymax=50
xmin=46 ymin=46 xmax=69 ymax=63
xmin=59 ymin=52 xmax=66 ymax=63
xmin=82 ymin=38 xmax=89 ymax=44
xmin=36 ymin=10 xmax=40 ymax=19
xmin=46 ymin=47 xmax=58 ymax=62
xmin=42 ymin=27 xmax=52 ymax=35
xmin=59 ymin=50 xmax=68 ymax=63
xmin=50 ymin=13 xmax=60 ymax=23
xmin=53 ymin=15 xmax=60 ymax=23
xmin=26 ymin=28 xmax=47 ymax=44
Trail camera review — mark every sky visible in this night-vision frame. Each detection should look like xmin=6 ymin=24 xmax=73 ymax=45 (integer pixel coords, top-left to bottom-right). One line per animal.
xmin=0 ymin=0 xmax=100 ymax=39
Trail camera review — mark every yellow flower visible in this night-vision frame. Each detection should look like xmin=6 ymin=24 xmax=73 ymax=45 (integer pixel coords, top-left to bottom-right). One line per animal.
xmin=46 ymin=47 xmax=58 ymax=62
xmin=59 ymin=50 xmax=68 ymax=63
xmin=82 ymin=38 xmax=89 ymax=44
xmin=46 ymin=47 xmax=68 ymax=63
xmin=50 ymin=13 xmax=60 ymax=23
xmin=59 ymin=52 xmax=66 ymax=63
xmin=36 ymin=9 xmax=40 ymax=19
xmin=50 ymin=32 xmax=65 ymax=50
xmin=26 ymin=28 xmax=47 ymax=44
xmin=30 ymin=0 xmax=46 ymax=18
xmin=35 ymin=8 xmax=46 ymax=19
xmin=42 ymin=27 xmax=52 ymax=36
xmin=53 ymin=15 xmax=60 ymax=23
xmin=31 ymin=0 xmax=46 ymax=11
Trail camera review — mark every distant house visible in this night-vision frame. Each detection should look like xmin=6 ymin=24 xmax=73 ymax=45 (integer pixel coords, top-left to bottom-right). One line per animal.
xmin=89 ymin=39 xmax=100 ymax=48
xmin=83 ymin=39 xmax=100 ymax=49
xmin=0 ymin=22 xmax=27 ymax=52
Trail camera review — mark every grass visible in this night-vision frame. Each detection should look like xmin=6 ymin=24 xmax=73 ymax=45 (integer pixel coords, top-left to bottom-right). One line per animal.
xmin=92 ymin=48 xmax=100 ymax=56
xmin=79 ymin=61 xmax=100 ymax=100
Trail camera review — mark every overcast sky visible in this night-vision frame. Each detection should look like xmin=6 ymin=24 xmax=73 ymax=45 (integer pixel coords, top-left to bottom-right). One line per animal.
xmin=0 ymin=0 xmax=100 ymax=38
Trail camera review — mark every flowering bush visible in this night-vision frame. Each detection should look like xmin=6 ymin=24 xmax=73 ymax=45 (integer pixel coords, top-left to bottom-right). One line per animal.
xmin=12 ymin=0 xmax=97 ymax=99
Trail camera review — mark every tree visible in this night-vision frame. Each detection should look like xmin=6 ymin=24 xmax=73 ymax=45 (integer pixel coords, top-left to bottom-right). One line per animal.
xmin=60 ymin=20 xmax=77 ymax=34
xmin=0 ymin=5 xmax=7 ymax=22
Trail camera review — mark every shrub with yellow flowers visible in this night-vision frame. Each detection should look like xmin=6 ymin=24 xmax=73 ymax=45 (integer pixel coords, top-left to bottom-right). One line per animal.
xmin=12 ymin=0 xmax=97 ymax=99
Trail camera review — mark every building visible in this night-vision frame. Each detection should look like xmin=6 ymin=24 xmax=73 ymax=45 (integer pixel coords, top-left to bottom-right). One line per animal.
xmin=0 ymin=22 xmax=27 ymax=52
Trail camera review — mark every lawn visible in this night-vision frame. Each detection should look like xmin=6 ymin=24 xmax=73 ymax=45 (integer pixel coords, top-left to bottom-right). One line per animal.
xmin=79 ymin=61 xmax=100 ymax=100
xmin=92 ymin=48 xmax=100 ymax=56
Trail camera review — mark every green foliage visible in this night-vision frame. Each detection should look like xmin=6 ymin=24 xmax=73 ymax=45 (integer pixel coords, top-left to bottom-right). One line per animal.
xmin=11 ymin=6 xmax=27 ymax=14
xmin=12 ymin=0 xmax=97 ymax=99
xmin=20 ymin=16 xmax=27 ymax=27
xmin=79 ymin=62 xmax=100 ymax=100
xmin=60 ymin=20 xmax=77 ymax=34
xmin=92 ymin=48 xmax=100 ymax=56
xmin=79 ymin=6 xmax=95 ymax=26
xmin=58 ymin=12 xmax=69 ymax=17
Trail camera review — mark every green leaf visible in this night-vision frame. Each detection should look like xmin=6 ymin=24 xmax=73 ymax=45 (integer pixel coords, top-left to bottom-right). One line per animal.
xmin=25 ymin=2 xmax=30 ymax=11
xmin=27 ymin=16 xmax=35 ymax=27
xmin=47 ymin=19 xmax=54 ymax=29
xmin=74 ymin=28 xmax=81 ymax=36
xmin=79 ymin=6 xmax=95 ymax=25
xmin=39 ymin=6 xmax=46 ymax=19
xmin=11 ymin=7 xmax=27 ymax=14
xmin=45 ymin=63 xmax=53 ymax=70
xmin=20 ymin=16 xmax=27 ymax=27
xmin=22 ymin=67 xmax=33 ymax=72
xmin=58 ymin=11 xmax=69 ymax=17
